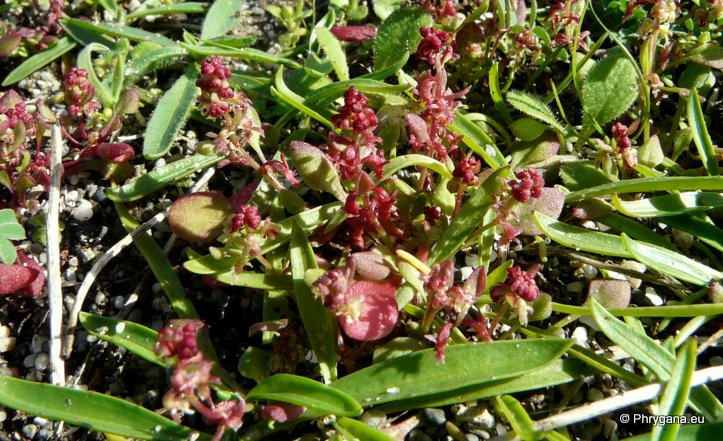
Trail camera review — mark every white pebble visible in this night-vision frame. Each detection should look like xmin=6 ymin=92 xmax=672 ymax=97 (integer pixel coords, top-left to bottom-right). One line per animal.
xmin=0 ymin=325 xmax=9 ymax=337
xmin=72 ymin=199 xmax=94 ymax=221
xmin=0 ymin=337 xmax=16 ymax=353
xmin=572 ymin=327 xmax=589 ymax=348
xmin=34 ymin=353 xmax=49 ymax=371
xmin=0 ymin=410 xmax=6 ymax=422
xmin=23 ymin=353 xmax=37 ymax=368
xmin=621 ymin=260 xmax=646 ymax=289
xmin=460 ymin=266 xmax=473 ymax=280
xmin=582 ymin=264 xmax=598 ymax=280
xmin=644 ymin=287 xmax=664 ymax=306
xmin=31 ymin=335 xmax=46 ymax=353
xmin=95 ymin=292 xmax=107 ymax=306
xmin=465 ymin=254 xmax=479 ymax=268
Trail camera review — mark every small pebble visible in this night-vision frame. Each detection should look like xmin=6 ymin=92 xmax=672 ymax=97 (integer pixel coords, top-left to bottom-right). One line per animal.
xmin=582 ymin=264 xmax=598 ymax=280
xmin=113 ymin=296 xmax=126 ymax=309
xmin=572 ymin=327 xmax=589 ymax=349
xmin=31 ymin=335 xmax=46 ymax=353
xmin=459 ymin=266 xmax=473 ymax=281
xmin=0 ymin=410 xmax=6 ymax=422
xmin=644 ymin=287 xmax=664 ymax=306
xmin=587 ymin=387 xmax=604 ymax=401
xmin=0 ymin=326 xmax=9 ymax=338
xmin=466 ymin=435 xmax=479 ymax=441
xmin=495 ymin=423 xmax=507 ymax=436
xmin=0 ymin=337 xmax=15 ymax=353
xmin=620 ymin=260 xmax=646 ymax=289
xmin=423 ymin=408 xmax=447 ymax=426
xmin=465 ymin=254 xmax=479 ymax=268
xmin=456 ymin=406 xmax=495 ymax=429
xmin=22 ymin=424 xmax=38 ymax=439
xmin=409 ymin=429 xmax=433 ymax=441
xmin=68 ymin=256 xmax=79 ymax=267
xmin=23 ymin=353 xmax=37 ymax=368
xmin=360 ymin=409 xmax=386 ymax=428
xmin=93 ymin=188 xmax=107 ymax=202
xmin=95 ymin=292 xmax=107 ymax=306
xmin=72 ymin=199 xmax=94 ymax=221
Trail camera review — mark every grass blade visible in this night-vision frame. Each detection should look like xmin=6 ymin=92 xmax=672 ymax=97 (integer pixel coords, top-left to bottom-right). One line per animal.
xmin=143 ymin=67 xmax=200 ymax=159
xmin=383 ymin=154 xmax=453 ymax=180
xmin=79 ymin=312 xmax=167 ymax=367
xmin=534 ymin=212 xmax=632 ymax=258
xmin=621 ymin=234 xmax=722 ymax=286
xmin=652 ymin=340 xmax=696 ymax=441
xmin=2 ymin=37 xmax=76 ymax=86
xmin=315 ymin=27 xmax=349 ymax=81
xmin=687 ymin=89 xmax=719 ymax=176
xmin=106 ymin=154 xmax=223 ymax=202
xmin=247 ymin=374 xmax=361 ymax=416
xmin=126 ymin=2 xmax=206 ymax=20
xmin=332 ymin=339 xmax=572 ymax=408
xmin=272 ymin=67 xmax=333 ymax=127
xmin=201 ymin=0 xmax=244 ymax=40
xmin=449 ymin=110 xmax=506 ymax=169
xmin=290 ymin=223 xmax=338 ymax=383
xmin=611 ymin=192 xmax=723 ymax=218
xmin=0 ymin=377 xmax=206 ymax=440
xmin=565 ymin=176 xmax=723 ymax=202
xmin=60 ymin=17 xmax=175 ymax=46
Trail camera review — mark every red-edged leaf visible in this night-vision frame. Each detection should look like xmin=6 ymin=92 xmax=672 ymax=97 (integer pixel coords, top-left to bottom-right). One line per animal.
xmin=331 ymin=25 xmax=377 ymax=42
xmin=96 ymin=142 xmax=136 ymax=163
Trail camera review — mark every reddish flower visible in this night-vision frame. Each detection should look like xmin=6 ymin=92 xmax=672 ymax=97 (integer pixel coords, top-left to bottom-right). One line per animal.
xmin=231 ymin=204 xmax=262 ymax=232
xmin=416 ymin=27 xmax=456 ymax=65
xmin=261 ymin=154 xmax=300 ymax=188
xmin=63 ymin=67 xmax=100 ymax=117
xmin=611 ymin=122 xmax=637 ymax=168
xmin=262 ymin=402 xmax=306 ymax=423
xmin=155 ymin=319 xmax=206 ymax=359
xmin=426 ymin=322 xmax=452 ymax=363
xmin=508 ymin=168 xmax=545 ymax=202
xmin=490 ymin=265 xmax=541 ymax=303
xmin=453 ymin=156 xmax=481 ymax=184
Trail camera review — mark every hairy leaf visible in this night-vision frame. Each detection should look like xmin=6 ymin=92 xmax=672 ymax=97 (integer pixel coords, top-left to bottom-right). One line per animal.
xmin=581 ymin=53 xmax=638 ymax=127
xmin=506 ymin=90 xmax=563 ymax=131
xmin=315 ymin=27 xmax=350 ymax=81
xmin=374 ymin=8 xmax=432 ymax=71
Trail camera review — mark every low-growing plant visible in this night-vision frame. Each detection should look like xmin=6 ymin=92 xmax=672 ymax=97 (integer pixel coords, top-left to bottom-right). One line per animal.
xmin=0 ymin=0 xmax=722 ymax=440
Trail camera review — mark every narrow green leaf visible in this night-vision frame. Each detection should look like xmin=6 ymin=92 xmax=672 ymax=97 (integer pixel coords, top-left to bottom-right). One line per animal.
xmin=273 ymin=67 xmax=333 ymax=127
xmin=180 ymin=43 xmax=301 ymax=68
xmin=687 ymin=89 xmax=719 ymax=176
xmin=238 ymin=347 xmax=272 ymax=384
xmin=0 ymin=209 xmax=25 ymax=240
xmin=126 ymin=2 xmax=206 ymax=20
xmin=565 ymin=176 xmax=723 ymax=202
xmin=126 ymin=45 xmax=186 ymax=84
xmin=449 ymin=111 xmax=505 ymax=169
xmin=304 ymin=78 xmax=410 ymax=106
xmin=332 ymin=339 xmax=573 ymax=407
xmin=581 ymin=53 xmax=639 ymax=127
xmin=106 ymin=154 xmax=223 ymax=202
xmin=382 ymin=154 xmax=453 ymax=180
xmin=215 ymin=272 xmax=293 ymax=290
xmin=248 ymin=374 xmax=360 ymax=416
xmin=0 ymin=377 xmax=206 ymax=441
xmin=597 ymin=213 xmax=675 ymax=250
xmin=612 ymin=192 xmax=723 ymax=218
xmin=373 ymin=0 xmax=405 ymax=20
xmin=591 ymin=299 xmax=722 ymax=420
xmin=495 ymin=395 xmax=542 ymax=441
xmin=621 ymin=234 xmax=722 ymax=286
xmin=201 ymin=0 xmax=244 ymax=40
xmin=2 ymin=37 xmax=76 ymax=86
xmin=664 ymin=215 xmax=723 ymax=252
xmin=379 ymin=358 xmax=593 ymax=412
xmin=79 ymin=312 xmax=167 ymax=367
xmin=623 ymin=422 xmax=723 ymax=441
xmin=61 ymin=18 xmax=117 ymax=49
xmin=60 ymin=17 xmax=175 ymax=47
xmin=315 ymin=27 xmax=349 ymax=81
xmin=337 ymin=417 xmax=395 ymax=441
xmin=533 ymin=212 xmax=632 ymax=258
xmin=77 ymin=43 xmax=114 ymax=107
xmin=374 ymin=8 xmax=432 ymax=71
xmin=506 ymin=90 xmax=563 ymax=131
xmin=552 ymin=302 xmax=723 ymax=318
xmin=143 ymin=67 xmax=200 ymax=159
xmin=116 ymin=203 xmax=199 ymax=319
xmin=97 ymin=0 xmax=121 ymax=17
xmin=290 ymin=223 xmax=337 ymax=382
xmin=489 ymin=63 xmax=512 ymax=124
xmin=653 ymin=341 xmax=697 ymax=441
xmin=429 ymin=167 xmax=512 ymax=265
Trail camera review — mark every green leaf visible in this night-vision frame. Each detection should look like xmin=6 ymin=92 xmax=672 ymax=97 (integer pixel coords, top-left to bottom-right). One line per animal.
xmin=116 ymin=203 xmax=199 ymax=319
xmin=506 ymin=90 xmax=563 ymax=131
xmin=215 ymin=273 xmax=294 ymax=290
xmin=0 ymin=209 xmax=24 ymax=265
xmin=201 ymin=0 xmax=245 ymax=40
xmin=238 ymin=347 xmax=272 ymax=384
xmin=126 ymin=2 xmax=206 ymax=20
xmin=248 ymin=374 xmax=361 ymax=416
xmin=126 ymin=45 xmax=186 ymax=85
xmin=60 ymin=17 xmax=175 ymax=47
xmin=0 ymin=377 xmax=206 ymax=441
xmin=379 ymin=358 xmax=593 ymax=412
xmin=533 ymin=212 xmax=632 ymax=258
xmin=560 ymin=160 xmax=613 ymax=191
xmin=653 ymin=340 xmax=696 ymax=441
xmin=77 ymin=43 xmax=114 ymax=107
xmin=336 ymin=417 xmax=395 ymax=441
xmin=449 ymin=111 xmax=506 ymax=169
xmin=315 ymin=27 xmax=349 ymax=81
xmin=180 ymin=43 xmax=301 ymax=68
xmin=382 ymin=154 xmax=453 ymax=180
xmin=591 ymin=299 xmax=722 ymax=420
xmin=565 ymin=176 xmax=723 ymax=202
xmin=332 ymin=339 xmax=572 ymax=408
xmin=373 ymin=0 xmax=405 ymax=20
xmin=96 ymin=0 xmax=121 ymax=17
xmin=612 ymin=192 xmax=723 ymax=218
xmin=623 ymin=422 xmax=723 ymax=441
xmin=106 ymin=154 xmax=223 ymax=202
xmin=143 ymin=67 xmax=200 ymax=159
xmin=290 ymin=224 xmax=337 ymax=383
xmin=79 ymin=312 xmax=167 ymax=367
xmin=495 ymin=395 xmax=542 ymax=441
xmin=429 ymin=166 xmax=512 ymax=265
xmin=687 ymin=89 xmax=719 ymax=176
xmin=272 ymin=67 xmax=333 ymax=127
xmin=663 ymin=215 xmax=723 ymax=252
xmin=597 ymin=213 xmax=674 ymax=250
xmin=621 ymin=234 xmax=722 ymax=286
xmin=373 ymin=8 xmax=432 ymax=71
xmin=2 ymin=37 xmax=76 ymax=86
xmin=581 ymin=53 xmax=639 ymax=127
xmin=303 ymin=78 xmax=410 ymax=106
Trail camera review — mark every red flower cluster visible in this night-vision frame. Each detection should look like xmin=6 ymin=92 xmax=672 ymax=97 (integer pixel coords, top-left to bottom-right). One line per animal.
xmin=63 ymin=67 xmax=100 ymax=118
xmin=423 ymin=0 xmax=457 ymax=20
xmin=611 ymin=122 xmax=637 ymax=168
xmin=344 ymin=175 xmax=401 ymax=250
xmin=230 ymin=204 xmax=262 ymax=232
xmin=416 ymin=27 xmax=457 ymax=65
xmin=155 ymin=320 xmax=245 ymax=441
xmin=453 ymin=155 xmax=481 ymax=184
xmin=509 ymin=168 xmax=545 ymax=202
xmin=196 ymin=57 xmax=238 ymax=118
xmin=491 ymin=265 xmax=541 ymax=303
